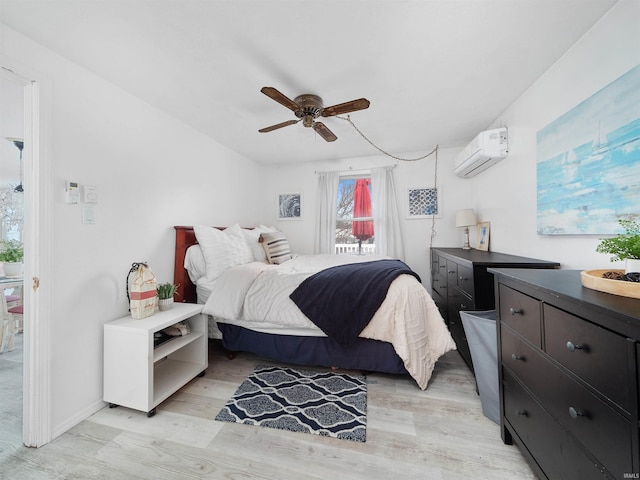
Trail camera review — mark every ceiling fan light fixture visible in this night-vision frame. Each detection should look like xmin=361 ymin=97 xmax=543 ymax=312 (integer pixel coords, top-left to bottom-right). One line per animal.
xmin=258 ymin=87 xmax=370 ymax=142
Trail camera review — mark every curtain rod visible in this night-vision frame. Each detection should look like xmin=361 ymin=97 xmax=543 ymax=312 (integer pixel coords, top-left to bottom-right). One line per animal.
xmin=314 ymin=164 xmax=397 ymax=174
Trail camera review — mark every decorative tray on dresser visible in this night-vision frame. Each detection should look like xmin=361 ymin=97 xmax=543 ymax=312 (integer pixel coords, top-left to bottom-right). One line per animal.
xmin=489 ymin=268 xmax=640 ymax=480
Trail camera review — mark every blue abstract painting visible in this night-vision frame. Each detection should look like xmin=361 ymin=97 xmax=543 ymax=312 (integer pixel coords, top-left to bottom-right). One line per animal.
xmin=537 ymin=65 xmax=640 ymax=235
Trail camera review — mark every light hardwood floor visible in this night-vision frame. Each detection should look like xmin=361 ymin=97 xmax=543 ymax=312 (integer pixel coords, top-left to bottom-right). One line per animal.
xmin=0 ymin=332 xmax=22 ymax=461
xmin=0 ymin=339 xmax=537 ymax=479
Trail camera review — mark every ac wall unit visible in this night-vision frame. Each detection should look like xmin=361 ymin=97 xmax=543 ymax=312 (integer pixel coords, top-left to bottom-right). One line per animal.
xmin=454 ymin=127 xmax=508 ymax=178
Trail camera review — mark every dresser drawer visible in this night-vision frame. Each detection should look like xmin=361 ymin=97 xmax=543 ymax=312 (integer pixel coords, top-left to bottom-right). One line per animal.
xmin=449 ymin=287 xmax=475 ymax=312
xmin=431 ymin=289 xmax=448 ymax=322
xmin=436 ymin=255 xmax=448 ymax=278
xmin=446 ymin=260 xmax=458 ymax=285
xmin=499 ymin=284 xmax=541 ymax=347
xmin=447 ymin=302 xmax=471 ymax=368
xmin=539 ymin=359 xmax=633 ymax=476
xmin=543 ymin=304 xmax=631 ymax=412
xmin=502 ymin=327 xmax=633 ymax=476
xmin=501 ymin=326 xmax=547 ymax=399
xmin=431 ymin=271 xmax=448 ymax=299
xmin=503 ymin=371 xmax=612 ymax=480
xmin=457 ymin=265 xmax=474 ymax=298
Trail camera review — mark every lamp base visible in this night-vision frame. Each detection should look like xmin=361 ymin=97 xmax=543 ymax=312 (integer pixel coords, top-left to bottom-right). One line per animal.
xmin=462 ymin=228 xmax=472 ymax=250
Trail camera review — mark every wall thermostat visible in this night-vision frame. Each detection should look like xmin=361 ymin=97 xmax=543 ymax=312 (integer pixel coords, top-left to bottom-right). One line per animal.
xmin=65 ymin=180 xmax=79 ymax=204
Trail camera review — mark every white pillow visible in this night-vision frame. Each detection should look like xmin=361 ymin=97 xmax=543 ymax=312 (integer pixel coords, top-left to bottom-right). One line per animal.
xmin=242 ymin=225 xmax=278 ymax=262
xmin=193 ymin=224 xmax=254 ymax=281
xmin=184 ymin=245 xmax=206 ymax=283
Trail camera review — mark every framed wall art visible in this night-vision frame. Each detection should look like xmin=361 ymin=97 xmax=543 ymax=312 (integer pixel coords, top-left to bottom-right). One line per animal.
xmin=477 ymin=221 xmax=490 ymax=251
xmin=277 ymin=193 xmax=302 ymax=220
xmin=406 ymin=186 xmax=440 ymax=219
xmin=537 ymin=65 xmax=640 ymax=235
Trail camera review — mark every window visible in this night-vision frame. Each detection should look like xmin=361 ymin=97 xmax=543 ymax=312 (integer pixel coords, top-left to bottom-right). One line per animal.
xmin=336 ymin=176 xmax=375 ymax=255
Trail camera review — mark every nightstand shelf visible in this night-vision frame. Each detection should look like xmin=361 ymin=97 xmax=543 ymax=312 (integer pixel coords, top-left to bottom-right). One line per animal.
xmin=104 ymin=303 xmax=206 ymax=417
xmin=153 ymin=330 xmax=203 ymax=362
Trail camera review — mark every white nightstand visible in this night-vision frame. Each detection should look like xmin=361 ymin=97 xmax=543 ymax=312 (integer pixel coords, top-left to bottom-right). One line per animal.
xmin=103 ymin=303 xmax=207 ymax=417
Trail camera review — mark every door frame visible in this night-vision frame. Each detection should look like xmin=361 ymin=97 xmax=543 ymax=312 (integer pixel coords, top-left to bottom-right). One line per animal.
xmin=2 ymin=61 xmax=52 ymax=447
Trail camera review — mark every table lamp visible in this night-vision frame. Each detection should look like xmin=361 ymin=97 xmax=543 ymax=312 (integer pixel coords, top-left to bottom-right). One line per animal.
xmin=456 ymin=209 xmax=477 ymax=250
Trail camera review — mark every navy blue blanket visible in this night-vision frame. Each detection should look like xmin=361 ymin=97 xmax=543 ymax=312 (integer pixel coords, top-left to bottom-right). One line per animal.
xmin=289 ymin=259 xmax=421 ymax=345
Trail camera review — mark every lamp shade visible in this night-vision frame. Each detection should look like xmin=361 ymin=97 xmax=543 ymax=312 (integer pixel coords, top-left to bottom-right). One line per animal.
xmin=456 ymin=209 xmax=477 ymax=227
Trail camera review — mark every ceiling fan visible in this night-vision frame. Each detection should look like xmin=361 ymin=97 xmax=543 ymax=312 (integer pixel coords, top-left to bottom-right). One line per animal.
xmin=258 ymin=87 xmax=370 ymax=142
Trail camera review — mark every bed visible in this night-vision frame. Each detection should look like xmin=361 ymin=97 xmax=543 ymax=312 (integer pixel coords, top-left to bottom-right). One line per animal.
xmin=173 ymin=225 xmax=456 ymax=389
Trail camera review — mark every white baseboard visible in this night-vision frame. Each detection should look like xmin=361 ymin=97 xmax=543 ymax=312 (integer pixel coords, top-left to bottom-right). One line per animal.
xmin=52 ymin=399 xmax=106 ymax=440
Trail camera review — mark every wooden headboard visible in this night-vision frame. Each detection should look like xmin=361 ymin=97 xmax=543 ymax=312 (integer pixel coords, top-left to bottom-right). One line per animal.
xmin=173 ymin=226 xmax=255 ymax=304
xmin=174 ymin=226 xmax=199 ymax=303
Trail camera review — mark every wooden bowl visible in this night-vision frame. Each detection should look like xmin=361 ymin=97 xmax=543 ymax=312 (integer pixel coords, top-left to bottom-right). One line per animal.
xmin=581 ymin=269 xmax=640 ymax=299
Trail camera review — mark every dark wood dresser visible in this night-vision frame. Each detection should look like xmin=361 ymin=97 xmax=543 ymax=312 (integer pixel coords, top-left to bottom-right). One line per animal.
xmin=490 ymin=268 xmax=640 ymax=480
xmin=430 ymin=248 xmax=559 ymax=371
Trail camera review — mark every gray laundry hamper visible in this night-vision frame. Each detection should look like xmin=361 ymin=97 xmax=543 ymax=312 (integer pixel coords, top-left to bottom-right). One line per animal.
xmin=460 ymin=310 xmax=499 ymax=424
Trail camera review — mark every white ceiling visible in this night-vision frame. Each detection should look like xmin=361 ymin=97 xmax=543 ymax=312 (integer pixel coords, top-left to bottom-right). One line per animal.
xmin=0 ymin=0 xmax=618 ymax=165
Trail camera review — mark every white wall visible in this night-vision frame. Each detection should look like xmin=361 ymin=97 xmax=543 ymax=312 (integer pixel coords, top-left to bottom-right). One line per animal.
xmin=261 ymin=0 xmax=640 ymax=277
xmin=259 ymin=147 xmax=472 ymax=285
xmin=471 ymin=0 xmax=640 ymax=270
xmin=1 ymin=24 xmax=265 ymax=438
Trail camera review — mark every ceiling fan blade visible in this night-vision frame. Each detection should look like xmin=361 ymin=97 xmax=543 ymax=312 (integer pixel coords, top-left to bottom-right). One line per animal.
xmin=259 ymin=119 xmax=299 ymax=133
xmin=312 ymin=122 xmax=337 ymax=142
xmin=321 ymin=98 xmax=370 ymax=117
xmin=260 ymin=87 xmax=300 ymax=112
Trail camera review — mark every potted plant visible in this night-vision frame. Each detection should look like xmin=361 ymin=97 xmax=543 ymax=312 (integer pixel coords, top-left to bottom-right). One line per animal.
xmin=596 ymin=219 xmax=640 ymax=273
xmin=157 ymin=282 xmax=179 ymax=311
xmin=0 ymin=239 xmax=24 ymax=277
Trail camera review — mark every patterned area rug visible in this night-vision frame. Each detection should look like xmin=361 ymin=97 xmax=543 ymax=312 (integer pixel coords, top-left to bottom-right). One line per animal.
xmin=215 ymin=365 xmax=367 ymax=442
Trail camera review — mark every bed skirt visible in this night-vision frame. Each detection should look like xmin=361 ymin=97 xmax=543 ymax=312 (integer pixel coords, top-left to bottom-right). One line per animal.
xmin=217 ymin=323 xmax=408 ymax=375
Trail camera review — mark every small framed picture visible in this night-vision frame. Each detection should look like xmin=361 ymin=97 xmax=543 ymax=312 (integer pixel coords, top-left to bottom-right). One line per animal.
xmin=277 ymin=193 xmax=302 ymax=220
xmin=477 ymin=221 xmax=491 ymax=251
xmin=406 ymin=186 xmax=441 ymax=219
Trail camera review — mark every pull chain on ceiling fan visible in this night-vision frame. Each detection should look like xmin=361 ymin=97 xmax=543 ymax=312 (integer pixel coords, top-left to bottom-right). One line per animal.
xmin=258 ymin=87 xmax=370 ymax=142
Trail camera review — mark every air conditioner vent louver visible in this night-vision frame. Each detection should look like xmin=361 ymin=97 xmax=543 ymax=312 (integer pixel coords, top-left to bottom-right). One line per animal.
xmin=454 ymin=128 xmax=508 ymax=178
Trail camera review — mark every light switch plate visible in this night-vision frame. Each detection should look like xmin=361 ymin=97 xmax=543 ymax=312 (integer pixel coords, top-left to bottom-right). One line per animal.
xmin=82 ymin=206 xmax=96 ymax=224
xmin=83 ymin=185 xmax=97 ymax=203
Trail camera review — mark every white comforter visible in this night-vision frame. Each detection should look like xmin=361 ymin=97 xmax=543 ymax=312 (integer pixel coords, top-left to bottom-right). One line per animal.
xmin=201 ymin=254 xmax=456 ymax=389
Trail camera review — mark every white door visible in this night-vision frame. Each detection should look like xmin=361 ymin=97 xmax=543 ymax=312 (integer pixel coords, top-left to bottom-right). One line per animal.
xmin=1 ymin=63 xmax=52 ymax=447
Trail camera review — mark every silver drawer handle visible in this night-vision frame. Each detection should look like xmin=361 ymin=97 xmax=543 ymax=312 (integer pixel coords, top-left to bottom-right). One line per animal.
xmin=566 ymin=341 xmax=587 ymax=352
xmin=511 ymin=353 xmax=524 ymax=361
xmin=569 ymin=406 xmax=586 ymax=419
xmin=509 ymin=308 xmax=523 ymax=315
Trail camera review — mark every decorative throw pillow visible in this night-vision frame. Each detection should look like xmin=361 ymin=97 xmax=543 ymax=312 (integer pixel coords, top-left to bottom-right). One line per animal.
xmin=193 ymin=224 xmax=254 ymax=280
xmin=259 ymin=231 xmax=292 ymax=264
xmin=241 ymin=225 xmax=274 ymax=263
